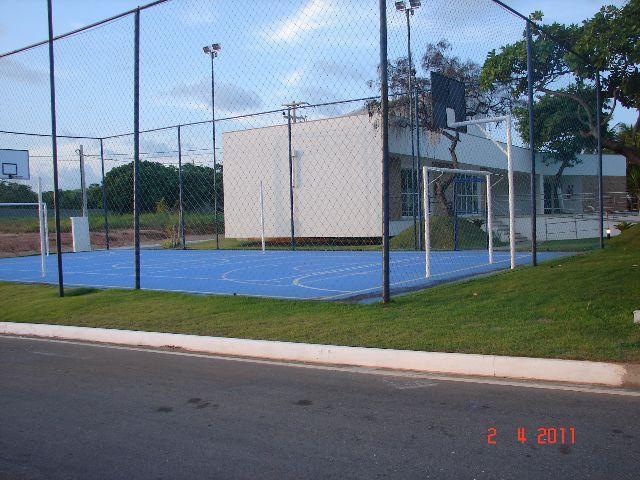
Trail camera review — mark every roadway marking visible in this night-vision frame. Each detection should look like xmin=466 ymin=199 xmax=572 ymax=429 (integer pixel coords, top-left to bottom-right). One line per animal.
xmin=3 ymin=335 xmax=639 ymax=398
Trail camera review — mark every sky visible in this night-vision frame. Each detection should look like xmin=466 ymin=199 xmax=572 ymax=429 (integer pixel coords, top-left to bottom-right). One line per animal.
xmin=0 ymin=0 xmax=633 ymax=189
xmin=0 ymin=0 xmax=627 ymax=54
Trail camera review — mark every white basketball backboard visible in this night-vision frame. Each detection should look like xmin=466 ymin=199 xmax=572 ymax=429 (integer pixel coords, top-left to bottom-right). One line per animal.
xmin=0 ymin=149 xmax=30 ymax=180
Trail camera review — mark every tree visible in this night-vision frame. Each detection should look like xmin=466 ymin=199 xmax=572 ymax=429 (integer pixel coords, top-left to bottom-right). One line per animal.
xmin=370 ymin=40 xmax=511 ymax=216
xmin=98 ymin=161 xmax=221 ymax=215
xmin=480 ymin=2 xmax=640 ymax=168
xmin=513 ymin=83 xmax=598 ymax=188
xmin=0 ymin=181 xmax=37 ymax=203
xmin=103 ymin=161 xmax=179 ymax=214
xmin=419 ymin=41 xmax=510 ymax=216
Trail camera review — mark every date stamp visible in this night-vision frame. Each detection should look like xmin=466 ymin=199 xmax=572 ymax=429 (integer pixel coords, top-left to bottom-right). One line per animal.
xmin=487 ymin=427 xmax=575 ymax=445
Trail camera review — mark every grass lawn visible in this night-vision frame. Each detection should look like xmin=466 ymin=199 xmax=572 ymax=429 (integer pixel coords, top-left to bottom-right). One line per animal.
xmin=1 ymin=226 xmax=639 ymax=363
xmin=390 ymin=217 xmax=494 ymax=250
xmin=536 ymin=237 xmax=603 ymax=252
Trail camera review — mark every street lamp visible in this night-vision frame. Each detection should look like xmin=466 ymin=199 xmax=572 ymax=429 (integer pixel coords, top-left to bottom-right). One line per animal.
xmin=203 ymin=43 xmax=221 ymax=249
xmin=396 ymin=0 xmax=421 ymax=250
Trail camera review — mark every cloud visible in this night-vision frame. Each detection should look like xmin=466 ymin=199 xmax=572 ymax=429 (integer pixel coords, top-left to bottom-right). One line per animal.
xmin=182 ymin=4 xmax=217 ymax=25
xmin=0 ymin=58 xmax=47 ymax=85
xmin=164 ymin=78 xmax=264 ymax=116
xmin=270 ymin=0 xmax=333 ymax=42
xmin=283 ymin=68 xmax=304 ymax=86
xmin=316 ymin=60 xmax=366 ymax=84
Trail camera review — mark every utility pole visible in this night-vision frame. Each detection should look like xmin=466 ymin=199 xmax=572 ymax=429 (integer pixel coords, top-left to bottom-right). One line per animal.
xmin=283 ymin=101 xmax=309 ymax=124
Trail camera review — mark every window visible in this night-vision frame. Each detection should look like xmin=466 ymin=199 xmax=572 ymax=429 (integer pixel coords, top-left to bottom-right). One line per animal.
xmin=401 ymin=169 xmax=417 ymax=217
xmin=455 ymin=174 xmax=481 ymax=215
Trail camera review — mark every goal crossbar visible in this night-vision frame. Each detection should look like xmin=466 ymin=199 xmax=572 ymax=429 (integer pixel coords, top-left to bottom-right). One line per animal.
xmin=0 ymin=200 xmax=49 ymax=277
xmin=422 ymin=166 xmax=494 ymax=278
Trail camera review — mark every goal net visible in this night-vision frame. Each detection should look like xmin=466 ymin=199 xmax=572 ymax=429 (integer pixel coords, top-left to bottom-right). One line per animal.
xmin=422 ymin=166 xmax=502 ymax=278
xmin=0 ymin=201 xmax=49 ymax=276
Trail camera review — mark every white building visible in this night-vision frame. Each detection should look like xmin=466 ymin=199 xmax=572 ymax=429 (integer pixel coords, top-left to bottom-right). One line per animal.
xmin=222 ymin=112 xmax=627 ymax=242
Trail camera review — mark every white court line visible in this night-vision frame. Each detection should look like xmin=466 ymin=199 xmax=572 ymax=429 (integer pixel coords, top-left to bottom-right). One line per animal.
xmin=2 ymin=335 xmax=639 ymax=397
xmin=318 ymin=253 xmax=534 ymax=301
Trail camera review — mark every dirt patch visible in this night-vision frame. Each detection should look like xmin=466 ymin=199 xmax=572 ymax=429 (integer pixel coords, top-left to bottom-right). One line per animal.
xmin=0 ymin=229 xmax=170 ymax=258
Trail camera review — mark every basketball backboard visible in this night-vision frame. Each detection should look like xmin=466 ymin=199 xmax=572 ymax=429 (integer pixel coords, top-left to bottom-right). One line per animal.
xmin=430 ymin=72 xmax=467 ymax=133
xmin=0 ymin=149 xmax=30 ymax=180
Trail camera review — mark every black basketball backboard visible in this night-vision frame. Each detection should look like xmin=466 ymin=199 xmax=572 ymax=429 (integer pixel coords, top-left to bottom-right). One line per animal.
xmin=430 ymin=72 xmax=467 ymax=133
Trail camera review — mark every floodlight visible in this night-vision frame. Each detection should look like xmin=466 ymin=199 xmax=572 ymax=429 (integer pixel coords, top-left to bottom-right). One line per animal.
xmin=395 ymin=1 xmax=406 ymax=12
xmin=203 ymin=44 xmax=221 ymax=57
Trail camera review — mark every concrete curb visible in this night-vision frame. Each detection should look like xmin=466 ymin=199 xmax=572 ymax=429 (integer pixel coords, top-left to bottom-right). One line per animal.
xmin=1 ymin=322 xmax=635 ymax=387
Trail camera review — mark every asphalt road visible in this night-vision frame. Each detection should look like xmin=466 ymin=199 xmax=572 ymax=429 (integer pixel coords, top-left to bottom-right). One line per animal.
xmin=1 ymin=336 xmax=639 ymax=479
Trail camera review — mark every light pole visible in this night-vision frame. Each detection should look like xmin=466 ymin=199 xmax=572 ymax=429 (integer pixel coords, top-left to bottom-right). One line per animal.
xmin=395 ymin=0 xmax=421 ymax=250
xmin=203 ymin=43 xmax=221 ymax=249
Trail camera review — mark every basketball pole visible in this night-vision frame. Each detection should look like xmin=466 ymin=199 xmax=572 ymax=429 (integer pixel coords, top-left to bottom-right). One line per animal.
xmin=446 ymin=111 xmax=516 ymax=270
xmin=526 ymin=21 xmax=537 ymax=266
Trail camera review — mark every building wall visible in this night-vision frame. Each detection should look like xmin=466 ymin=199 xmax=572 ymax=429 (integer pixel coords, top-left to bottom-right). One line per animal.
xmin=222 ymin=114 xmax=382 ymax=239
xmin=222 ymin=113 xmax=628 ymax=240
xmin=581 ymin=175 xmax=628 ymax=212
xmin=389 ymin=157 xmax=402 ymax=221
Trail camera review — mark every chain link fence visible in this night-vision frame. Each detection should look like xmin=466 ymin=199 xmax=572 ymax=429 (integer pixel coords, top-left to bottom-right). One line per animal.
xmin=0 ymin=0 xmax=635 ymax=301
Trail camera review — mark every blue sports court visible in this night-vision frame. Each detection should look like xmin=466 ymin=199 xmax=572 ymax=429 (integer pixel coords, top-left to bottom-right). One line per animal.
xmin=0 ymin=249 xmax=566 ymax=301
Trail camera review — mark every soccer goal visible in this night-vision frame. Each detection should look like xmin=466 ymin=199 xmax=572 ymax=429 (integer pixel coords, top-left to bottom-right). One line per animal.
xmin=422 ymin=166 xmax=494 ymax=278
xmin=0 ymin=178 xmax=49 ymax=277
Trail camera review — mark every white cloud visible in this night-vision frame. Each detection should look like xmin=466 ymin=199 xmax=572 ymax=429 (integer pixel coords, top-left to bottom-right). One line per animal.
xmin=182 ymin=4 xmax=217 ymax=26
xmin=283 ymin=68 xmax=304 ymax=86
xmin=270 ymin=0 xmax=333 ymax=43
xmin=162 ymin=78 xmax=264 ymax=117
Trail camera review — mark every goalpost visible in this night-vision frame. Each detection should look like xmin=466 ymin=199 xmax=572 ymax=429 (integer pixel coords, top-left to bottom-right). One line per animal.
xmin=423 ymin=166 xmax=493 ymax=278
xmin=0 ymin=178 xmax=49 ymax=277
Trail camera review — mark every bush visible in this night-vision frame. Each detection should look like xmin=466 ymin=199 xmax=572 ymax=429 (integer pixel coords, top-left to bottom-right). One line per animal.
xmin=615 ymin=221 xmax=635 ymax=231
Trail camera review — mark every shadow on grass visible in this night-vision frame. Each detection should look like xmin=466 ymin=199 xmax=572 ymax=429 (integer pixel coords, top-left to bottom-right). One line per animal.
xmin=65 ymin=287 xmax=99 ymax=297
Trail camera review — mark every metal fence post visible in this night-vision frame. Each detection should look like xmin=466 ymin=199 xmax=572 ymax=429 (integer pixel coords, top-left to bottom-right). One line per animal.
xmin=405 ymin=10 xmax=418 ymax=251
xmin=47 ymin=0 xmax=64 ymax=297
xmin=177 ymin=125 xmax=186 ymax=249
xmin=379 ymin=0 xmax=390 ymax=303
xmin=209 ymin=51 xmax=220 ymax=250
xmin=133 ymin=8 xmax=141 ymax=289
xmin=526 ymin=21 xmax=537 ymax=265
xmin=595 ymin=71 xmax=604 ymax=249
xmin=78 ymin=144 xmax=88 ymax=218
xmin=287 ymin=107 xmax=296 ymax=251
xmin=415 ymin=87 xmax=423 ymax=250
xmin=99 ymin=138 xmax=110 ymax=250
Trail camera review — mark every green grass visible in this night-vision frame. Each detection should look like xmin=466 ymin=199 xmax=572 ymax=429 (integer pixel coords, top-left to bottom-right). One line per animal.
xmin=536 ymin=237 xmax=602 ymax=252
xmin=1 ymin=226 xmax=639 ymax=363
xmin=391 ymin=217 xmax=496 ymax=250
